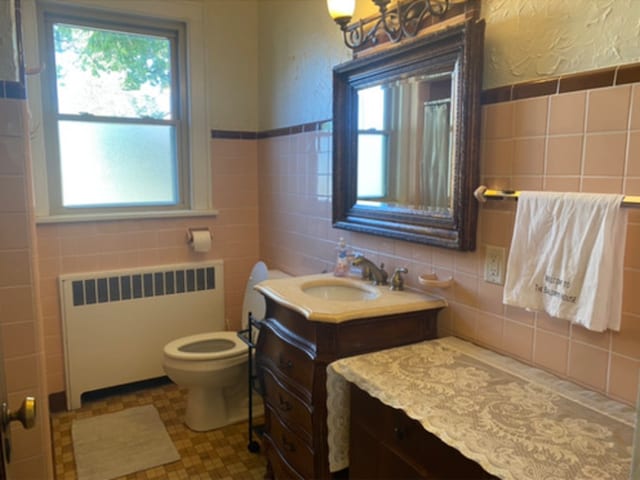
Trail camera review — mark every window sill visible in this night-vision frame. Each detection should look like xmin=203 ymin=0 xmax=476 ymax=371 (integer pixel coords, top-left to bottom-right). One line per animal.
xmin=35 ymin=209 xmax=219 ymax=224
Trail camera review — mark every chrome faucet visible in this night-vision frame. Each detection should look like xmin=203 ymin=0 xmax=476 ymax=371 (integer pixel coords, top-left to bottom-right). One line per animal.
xmin=351 ymin=255 xmax=388 ymax=286
xmin=390 ymin=267 xmax=408 ymax=291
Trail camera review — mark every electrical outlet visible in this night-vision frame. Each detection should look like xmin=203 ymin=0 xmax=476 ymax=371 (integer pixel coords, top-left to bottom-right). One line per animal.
xmin=484 ymin=245 xmax=505 ymax=285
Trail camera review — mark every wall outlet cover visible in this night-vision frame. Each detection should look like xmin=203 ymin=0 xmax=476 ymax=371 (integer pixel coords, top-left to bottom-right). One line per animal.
xmin=484 ymin=245 xmax=506 ymax=285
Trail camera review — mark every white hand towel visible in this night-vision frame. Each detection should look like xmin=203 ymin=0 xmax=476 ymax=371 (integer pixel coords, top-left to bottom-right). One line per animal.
xmin=503 ymin=191 xmax=627 ymax=332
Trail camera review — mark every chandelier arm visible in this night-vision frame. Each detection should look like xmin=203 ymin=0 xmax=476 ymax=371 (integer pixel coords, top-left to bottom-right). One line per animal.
xmin=426 ymin=0 xmax=450 ymax=16
xmin=401 ymin=0 xmax=429 ymax=38
xmin=340 ymin=0 xmax=453 ymax=50
xmin=343 ymin=21 xmax=363 ymax=49
xmin=344 ymin=19 xmax=381 ymax=49
xmin=379 ymin=3 xmax=403 ymax=43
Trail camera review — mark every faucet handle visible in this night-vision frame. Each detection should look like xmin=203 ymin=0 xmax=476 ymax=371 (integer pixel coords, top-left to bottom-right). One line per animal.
xmin=390 ymin=267 xmax=408 ymax=291
xmin=360 ymin=265 xmax=372 ymax=281
xmin=378 ymin=262 xmax=389 ymax=285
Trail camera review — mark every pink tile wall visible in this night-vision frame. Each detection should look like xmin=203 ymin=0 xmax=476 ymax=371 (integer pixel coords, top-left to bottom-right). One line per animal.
xmin=0 ymin=99 xmax=53 ymax=478
xmin=258 ymin=83 xmax=640 ymax=407
xmin=36 ymin=138 xmax=260 ymax=396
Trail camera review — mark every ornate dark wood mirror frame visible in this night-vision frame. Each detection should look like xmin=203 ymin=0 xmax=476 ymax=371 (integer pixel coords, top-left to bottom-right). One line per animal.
xmin=332 ymin=10 xmax=484 ymax=250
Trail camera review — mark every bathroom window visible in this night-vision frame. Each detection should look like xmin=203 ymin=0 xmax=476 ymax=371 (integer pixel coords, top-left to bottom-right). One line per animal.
xmin=37 ymin=4 xmax=193 ymax=216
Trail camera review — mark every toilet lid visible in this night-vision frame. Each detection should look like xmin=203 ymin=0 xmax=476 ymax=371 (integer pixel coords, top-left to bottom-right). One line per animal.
xmin=241 ymin=261 xmax=268 ymax=329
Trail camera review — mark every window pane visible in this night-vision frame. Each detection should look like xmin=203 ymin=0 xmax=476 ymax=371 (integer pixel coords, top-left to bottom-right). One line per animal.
xmin=358 ymin=85 xmax=385 ymax=131
xmin=357 ymin=134 xmax=385 ymax=198
xmin=58 ymin=121 xmax=178 ymax=207
xmin=53 ymin=23 xmax=171 ymax=119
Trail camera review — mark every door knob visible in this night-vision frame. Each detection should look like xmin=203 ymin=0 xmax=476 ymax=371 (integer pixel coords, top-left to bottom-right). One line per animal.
xmin=2 ymin=396 xmax=36 ymax=430
xmin=1 ymin=397 xmax=36 ymax=464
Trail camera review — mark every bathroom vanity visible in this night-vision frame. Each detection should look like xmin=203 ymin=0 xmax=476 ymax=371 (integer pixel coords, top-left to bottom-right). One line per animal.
xmin=254 ymin=274 xmax=446 ymax=480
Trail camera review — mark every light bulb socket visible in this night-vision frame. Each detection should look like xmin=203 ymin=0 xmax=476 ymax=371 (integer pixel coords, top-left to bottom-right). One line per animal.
xmin=373 ymin=0 xmax=392 ymax=11
xmin=333 ymin=15 xmax=352 ymax=29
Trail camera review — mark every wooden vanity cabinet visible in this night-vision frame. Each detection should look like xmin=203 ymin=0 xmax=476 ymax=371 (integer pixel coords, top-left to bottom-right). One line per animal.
xmin=349 ymin=385 xmax=498 ymax=479
xmin=255 ymin=297 xmax=442 ymax=480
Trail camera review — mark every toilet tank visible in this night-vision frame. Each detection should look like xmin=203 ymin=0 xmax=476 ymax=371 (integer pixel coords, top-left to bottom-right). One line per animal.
xmin=268 ymin=269 xmax=290 ymax=280
xmin=241 ymin=263 xmax=291 ymax=330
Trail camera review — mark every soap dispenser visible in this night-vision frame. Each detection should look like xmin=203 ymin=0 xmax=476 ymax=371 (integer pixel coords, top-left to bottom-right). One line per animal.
xmin=334 ymin=237 xmax=349 ymax=277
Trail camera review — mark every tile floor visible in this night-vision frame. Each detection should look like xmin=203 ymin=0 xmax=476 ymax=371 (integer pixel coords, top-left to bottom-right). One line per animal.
xmin=51 ymin=379 xmax=267 ymax=479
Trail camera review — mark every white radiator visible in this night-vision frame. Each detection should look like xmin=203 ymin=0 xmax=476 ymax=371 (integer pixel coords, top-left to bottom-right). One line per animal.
xmin=59 ymin=260 xmax=224 ymax=410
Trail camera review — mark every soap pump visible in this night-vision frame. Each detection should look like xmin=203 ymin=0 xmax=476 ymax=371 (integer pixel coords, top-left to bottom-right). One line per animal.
xmin=334 ymin=237 xmax=349 ymax=277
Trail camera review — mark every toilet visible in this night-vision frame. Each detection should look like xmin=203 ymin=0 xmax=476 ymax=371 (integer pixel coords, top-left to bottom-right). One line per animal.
xmin=163 ymin=261 xmax=284 ymax=431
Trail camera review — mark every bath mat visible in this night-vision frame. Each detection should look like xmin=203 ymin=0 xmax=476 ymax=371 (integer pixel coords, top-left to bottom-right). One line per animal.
xmin=72 ymin=405 xmax=180 ymax=480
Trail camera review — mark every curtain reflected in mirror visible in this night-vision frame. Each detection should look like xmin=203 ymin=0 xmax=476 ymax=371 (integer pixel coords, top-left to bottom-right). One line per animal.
xmin=422 ymin=99 xmax=451 ymax=210
xmin=356 ymin=73 xmax=454 ymax=213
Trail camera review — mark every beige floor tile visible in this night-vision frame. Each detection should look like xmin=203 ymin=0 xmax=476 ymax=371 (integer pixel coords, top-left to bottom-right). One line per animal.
xmin=51 ymin=380 xmax=267 ymax=479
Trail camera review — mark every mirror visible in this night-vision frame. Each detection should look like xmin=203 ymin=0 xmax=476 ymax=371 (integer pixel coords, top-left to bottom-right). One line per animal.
xmin=332 ymin=13 xmax=484 ymax=250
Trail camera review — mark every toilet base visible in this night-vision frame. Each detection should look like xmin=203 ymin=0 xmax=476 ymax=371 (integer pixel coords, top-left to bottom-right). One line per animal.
xmin=184 ymin=385 xmax=263 ymax=432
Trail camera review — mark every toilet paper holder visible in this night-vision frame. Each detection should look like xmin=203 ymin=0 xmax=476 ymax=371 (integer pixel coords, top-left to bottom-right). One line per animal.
xmin=186 ymin=227 xmax=211 ymax=242
xmin=186 ymin=227 xmax=212 ymax=252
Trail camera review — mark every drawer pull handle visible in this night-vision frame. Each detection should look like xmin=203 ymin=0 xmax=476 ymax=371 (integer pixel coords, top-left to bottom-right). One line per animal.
xmin=278 ymin=355 xmax=293 ymax=370
xmin=394 ymin=426 xmax=405 ymax=440
xmin=278 ymin=395 xmax=292 ymax=411
xmin=281 ymin=435 xmax=296 ymax=452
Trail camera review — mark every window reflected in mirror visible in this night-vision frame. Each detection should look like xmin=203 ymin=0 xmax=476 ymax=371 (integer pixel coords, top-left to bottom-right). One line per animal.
xmin=356 ymin=70 xmax=456 ymax=213
xmin=357 ymin=85 xmax=387 ymax=199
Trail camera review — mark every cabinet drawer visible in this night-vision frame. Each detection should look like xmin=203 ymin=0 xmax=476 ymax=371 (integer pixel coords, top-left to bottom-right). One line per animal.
xmin=350 ymin=420 xmax=426 ymax=479
xmin=259 ymin=328 xmax=315 ymax=394
xmin=265 ymin=406 xmax=314 ymax=480
xmin=266 ymin=441 xmax=305 ymax=480
xmin=262 ymin=368 xmax=313 ymax=440
xmin=350 ymin=385 xmax=497 ymax=479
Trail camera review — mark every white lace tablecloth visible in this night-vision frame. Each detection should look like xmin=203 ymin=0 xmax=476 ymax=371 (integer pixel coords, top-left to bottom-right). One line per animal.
xmin=326 ymin=336 xmax=636 ymax=479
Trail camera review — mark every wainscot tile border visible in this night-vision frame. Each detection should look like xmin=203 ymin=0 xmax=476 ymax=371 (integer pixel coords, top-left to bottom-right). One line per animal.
xmin=211 ymin=120 xmax=333 ymax=140
xmin=213 ymin=61 xmax=640 ymax=139
xmin=0 ymin=80 xmax=27 ymax=100
xmin=482 ymin=61 xmax=640 ymax=105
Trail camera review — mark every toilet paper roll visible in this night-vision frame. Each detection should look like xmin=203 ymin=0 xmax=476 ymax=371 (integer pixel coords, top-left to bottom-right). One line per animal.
xmin=189 ymin=229 xmax=211 ymax=253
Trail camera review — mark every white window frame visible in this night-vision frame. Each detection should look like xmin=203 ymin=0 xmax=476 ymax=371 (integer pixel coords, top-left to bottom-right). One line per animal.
xmin=357 ymin=84 xmax=390 ymax=201
xmin=23 ymin=0 xmax=215 ymax=223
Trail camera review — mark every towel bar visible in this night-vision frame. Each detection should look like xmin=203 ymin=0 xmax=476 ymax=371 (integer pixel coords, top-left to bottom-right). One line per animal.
xmin=474 ymin=185 xmax=640 ymax=208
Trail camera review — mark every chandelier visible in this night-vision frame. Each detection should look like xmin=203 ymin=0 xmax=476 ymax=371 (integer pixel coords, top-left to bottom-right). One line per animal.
xmin=327 ymin=0 xmax=451 ymax=50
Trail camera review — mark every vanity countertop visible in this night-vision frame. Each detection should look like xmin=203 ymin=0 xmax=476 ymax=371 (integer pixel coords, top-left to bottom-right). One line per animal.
xmin=255 ymin=273 xmax=447 ymax=323
xmin=327 ymin=336 xmax=636 ymax=479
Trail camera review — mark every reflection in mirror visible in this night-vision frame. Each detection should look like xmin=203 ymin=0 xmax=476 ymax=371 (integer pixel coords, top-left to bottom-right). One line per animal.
xmin=332 ymin=9 xmax=484 ymax=250
xmin=356 ymin=70 xmax=455 ymax=213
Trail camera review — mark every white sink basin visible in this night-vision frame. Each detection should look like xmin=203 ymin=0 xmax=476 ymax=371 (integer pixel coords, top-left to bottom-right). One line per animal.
xmin=301 ymin=280 xmax=380 ymax=302
xmin=254 ymin=273 xmax=447 ymax=323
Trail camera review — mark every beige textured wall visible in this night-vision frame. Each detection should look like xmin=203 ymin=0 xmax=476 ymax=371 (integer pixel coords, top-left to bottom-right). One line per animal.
xmin=483 ymin=0 xmax=640 ymax=89
xmin=206 ymin=1 xmax=260 ymax=131
xmin=257 ymin=0 xmax=350 ymax=131
xmin=258 ymin=0 xmax=640 ymax=130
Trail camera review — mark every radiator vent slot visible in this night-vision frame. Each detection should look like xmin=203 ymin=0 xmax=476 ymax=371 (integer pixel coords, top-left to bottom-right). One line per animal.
xmin=71 ymin=267 xmax=216 ymax=307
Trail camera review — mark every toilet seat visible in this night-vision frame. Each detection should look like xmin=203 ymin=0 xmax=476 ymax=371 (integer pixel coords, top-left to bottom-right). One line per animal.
xmin=164 ymin=262 xmax=274 ymax=363
xmin=164 ymin=331 xmax=246 ymax=361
